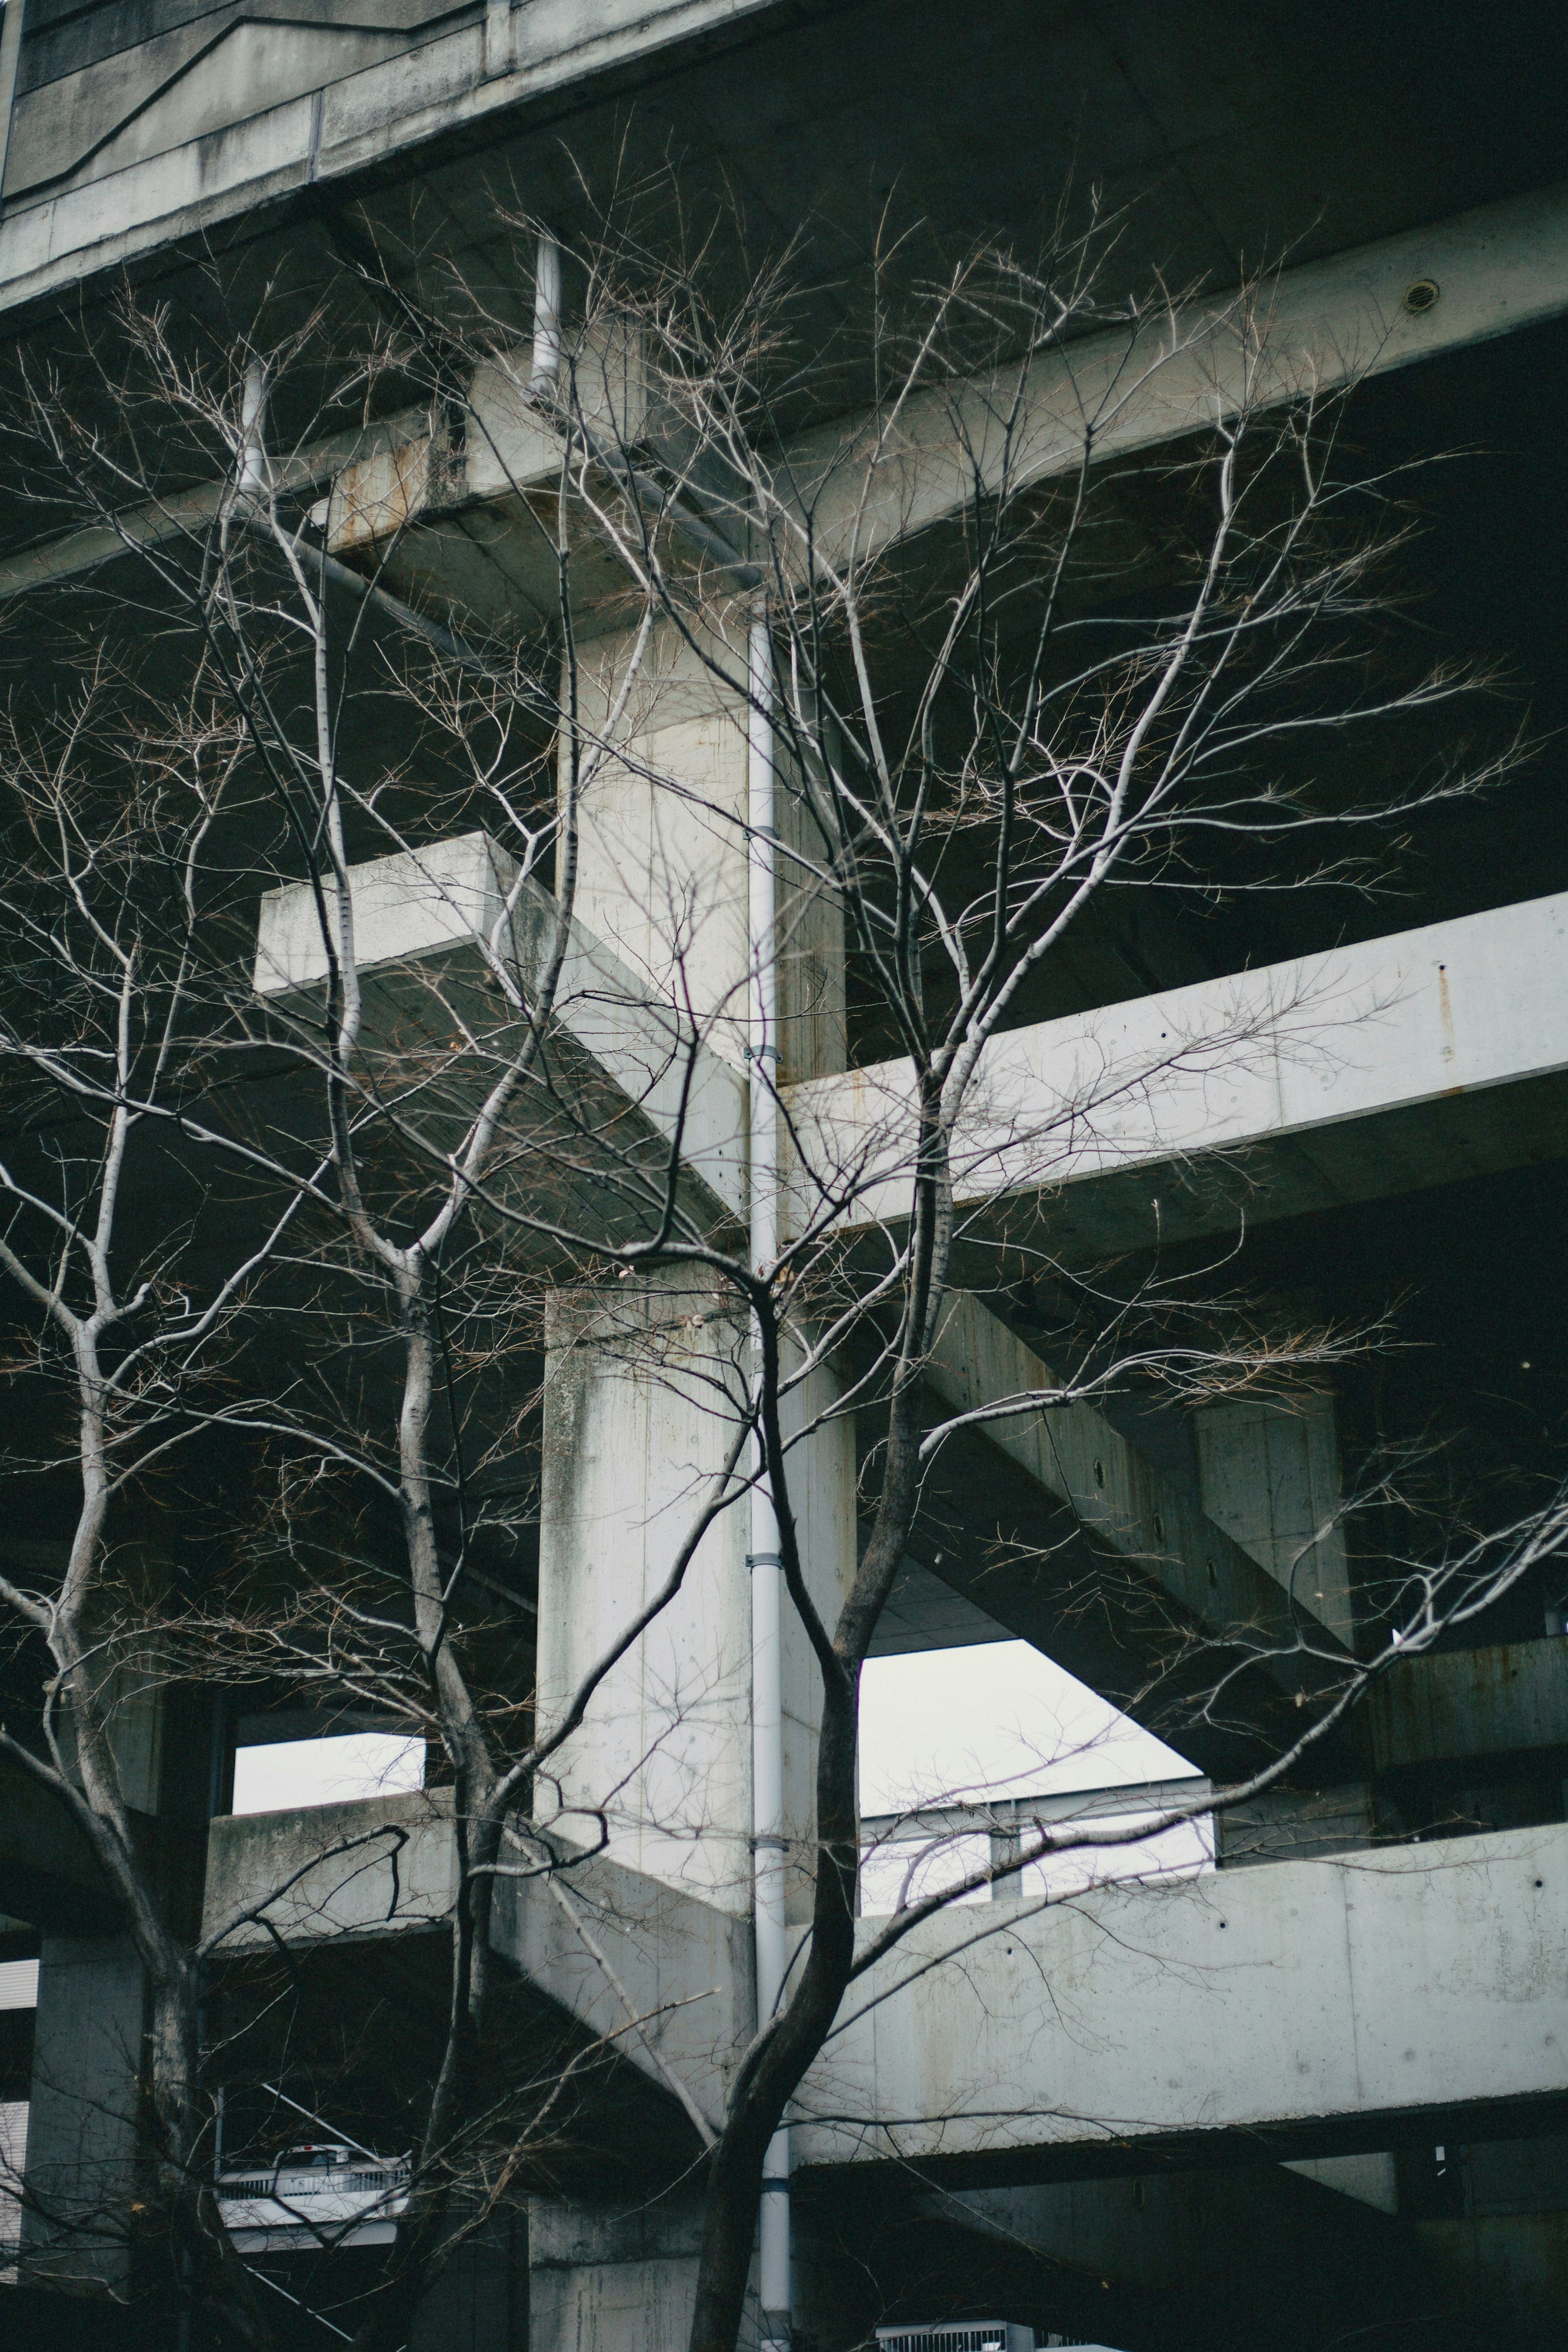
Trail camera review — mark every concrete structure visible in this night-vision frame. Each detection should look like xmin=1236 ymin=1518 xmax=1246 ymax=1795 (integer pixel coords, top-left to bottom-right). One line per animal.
xmin=4 ymin=5 xmax=1568 ymax=2351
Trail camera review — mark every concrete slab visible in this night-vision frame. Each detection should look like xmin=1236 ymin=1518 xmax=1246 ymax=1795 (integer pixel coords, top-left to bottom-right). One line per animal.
xmin=795 ymin=1820 xmax=1568 ymax=2184
xmin=785 ymin=888 xmax=1568 ymax=1255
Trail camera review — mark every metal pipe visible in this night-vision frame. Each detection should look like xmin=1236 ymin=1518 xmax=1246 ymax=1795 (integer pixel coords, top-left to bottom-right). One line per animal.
xmin=747 ymin=601 xmax=792 ymax=2352
xmin=531 ymin=230 xmax=562 ymax=394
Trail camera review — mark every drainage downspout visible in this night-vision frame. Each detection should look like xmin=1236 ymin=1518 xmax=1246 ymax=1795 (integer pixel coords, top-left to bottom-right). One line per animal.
xmin=531 ymin=230 xmax=562 ymax=394
xmin=747 ymin=601 xmax=793 ymax=2352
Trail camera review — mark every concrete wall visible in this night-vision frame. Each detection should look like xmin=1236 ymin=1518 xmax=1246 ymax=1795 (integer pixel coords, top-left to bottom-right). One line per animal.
xmin=20 ymin=1934 xmax=145 ymax=2292
xmin=795 ymin=1820 xmax=1568 ymax=2180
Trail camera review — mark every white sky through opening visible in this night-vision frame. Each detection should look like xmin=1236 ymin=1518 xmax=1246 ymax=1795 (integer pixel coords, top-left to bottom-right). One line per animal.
xmin=858 ymin=1639 xmax=1212 ymax=1913
xmin=230 ymin=1732 xmax=426 ymax=1815
xmin=859 ymin=1639 xmax=1196 ymax=1813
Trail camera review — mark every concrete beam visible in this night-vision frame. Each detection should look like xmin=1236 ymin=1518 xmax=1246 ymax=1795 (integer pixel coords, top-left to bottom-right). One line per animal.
xmin=925 ymin=1290 xmax=1348 ymax=1656
xmin=0 ymin=1771 xmax=123 ymax=1937
xmin=786 ymin=888 xmax=1568 ymax=1256
xmin=787 ymin=179 xmax=1568 ymax=572
xmin=0 ymin=1 xmax=793 ymax=318
xmin=10 ymin=173 xmax=1568 ymax=635
xmin=254 ymin=838 xmax=1352 ymax=1750
xmin=254 ymin=830 xmax=748 ymax=1226
xmin=1361 ymin=1638 xmax=1568 ymax=1773
xmin=201 ymin=1795 xmax=751 ymax=2132
xmin=794 ymin=1820 xmax=1568 ymax=2184
xmin=201 ymin=1789 xmax=459 ymax=1949
xmin=0 ymin=412 xmax=416 ymax=604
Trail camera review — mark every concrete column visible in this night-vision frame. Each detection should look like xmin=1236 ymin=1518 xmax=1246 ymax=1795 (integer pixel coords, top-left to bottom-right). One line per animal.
xmin=537 ymin=1286 xmax=855 ymax=1915
xmin=537 ymin=1273 xmax=755 ymax=1910
xmin=528 ymin=2194 xmax=704 ymax=2352
xmin=566 ymin=621 xmax=845 ymax=1083
xmin=1194 ymin=1388 xmax=1355 ymax=1644
xmin=20 ymin=1933 xmax=146 ymax=2293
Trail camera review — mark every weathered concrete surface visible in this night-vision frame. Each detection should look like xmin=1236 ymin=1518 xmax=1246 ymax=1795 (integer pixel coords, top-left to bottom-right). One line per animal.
xmin=496 ymin=1842 xmax=751 ymax=2138
xmin=20 ymin=1934 xmax=145 ymax=2292
xmin=201 ymin=1788 xmax=459 ymax=1949
xmin=1361 ymin=1638 xmax=1568 ymax=1772
xmin=786 ymin=888 xmax=1568 ymax=1256
xmin=0 ymin=0 xmax=793 ymax=311
xmin=528 ymin=2191 xmax=710 ymax=2352
xmin=794 ymin=1821 xmax=1568 ymax=2183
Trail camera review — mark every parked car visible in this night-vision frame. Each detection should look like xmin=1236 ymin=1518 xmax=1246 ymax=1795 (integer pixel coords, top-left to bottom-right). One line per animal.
xmin=217 ymin=2141 xmax=410 ymax=2252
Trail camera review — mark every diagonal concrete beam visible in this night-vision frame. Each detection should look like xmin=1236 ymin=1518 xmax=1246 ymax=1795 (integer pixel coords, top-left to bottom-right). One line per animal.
xmin=201 ymin=1794 xmax=750 ymax=2131
xmin=794 ymin=1818 xmax=1568 ymax=2185
xmin=253 ymin=835 xmax=1352 ymax=1748
xmin=9 ymin=180 xmax=1568 ymax=621
xmin=785 ymin=888 xmax=1568 ymax=1258
xmin=925 ymin=1290 xmax=1348 ymax=1653
xmin=787 ymin=178 xmax=1568 ymax=572
xmin=254 ymin=830 xmax=749 ymax=1227
xmin=856 ymin=1296 xmax=1355 ymax=1781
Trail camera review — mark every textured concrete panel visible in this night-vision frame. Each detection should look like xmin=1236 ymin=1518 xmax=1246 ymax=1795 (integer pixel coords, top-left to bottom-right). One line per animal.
xmin=796 ymin=1820 xmax=1568 ymax=2179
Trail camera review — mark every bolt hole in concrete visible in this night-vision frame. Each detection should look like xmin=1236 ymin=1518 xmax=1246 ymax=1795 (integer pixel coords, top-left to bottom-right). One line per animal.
xmin=230 ymin=1732 xmax=425 ymax=1813
xmin=858 ymin=1640 xmax=1211 ymax=1913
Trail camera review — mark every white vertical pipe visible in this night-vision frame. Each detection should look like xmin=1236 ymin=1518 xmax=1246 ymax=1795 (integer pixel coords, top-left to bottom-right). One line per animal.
xmin=747 ymin=602 xmax=792 ymax=2352
xmin=531 ymin=230 xmax=562 ymax=394
xmin=238 ymin=360 xmax=267 ymax=498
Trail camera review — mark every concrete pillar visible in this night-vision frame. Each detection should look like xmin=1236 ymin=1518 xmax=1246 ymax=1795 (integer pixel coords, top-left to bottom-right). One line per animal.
xmin=528 ymin=2194 xmax=704 ymax=2352
xmin=1194 ymin=1388 xmax=1354 ymax=1644
xmin=537 ymin=1273 xmax=755 ymax=1910
xmin=20 ymin=1932 xmax=146 ymax=2292
xmin=409 ymin=2209 xmax=526 ymax=2351
xmin=536 ymin=1284 xmax=855 ymax=1916
xmin=566 ymin=620 xmax=845 ymax=1084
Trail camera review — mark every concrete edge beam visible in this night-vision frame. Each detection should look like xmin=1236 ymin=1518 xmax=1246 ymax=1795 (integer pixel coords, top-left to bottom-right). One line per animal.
xmin=793 ymin=1817 xmax=1568 ymax=2180
xmin=0 ymin=0 xmax=793 ymax=317
xmin=784 ymin=887 xmax=1568 ymax=1240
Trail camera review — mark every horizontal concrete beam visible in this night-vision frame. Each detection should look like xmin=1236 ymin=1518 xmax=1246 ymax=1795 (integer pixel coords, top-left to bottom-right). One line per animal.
xmin=789 ymin=179 xmax=1568 ymax=572
xmin=202 ymin=1795 xmax=749 ymax=2128
xmin=860 ymin=1775 xmax=1211 ymax=1849
xmin=201 ymin=1789 xmax=458 ymax=1947
xmin=785 ymin=889 xmax=1568 ymax=1254
xmin=0 ymin=0 xmax=791 ymax=318
xmin=0 ymin=412 xmax=414 ymax=604
xmin=1361 ymin=1637 xmax=1568 ymax=1773
xmin=11 ymin=177 xmax=1568 ymax=638
xmin=795 ymin=1819 xmax=1568 ymax=2183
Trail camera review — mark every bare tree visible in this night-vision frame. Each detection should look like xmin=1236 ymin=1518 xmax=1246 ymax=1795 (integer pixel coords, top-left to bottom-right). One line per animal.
xmin=0 ymin=189 xmax=1552 ymax=2351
